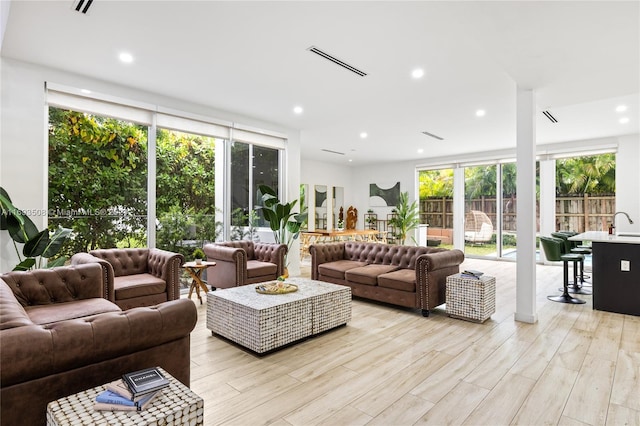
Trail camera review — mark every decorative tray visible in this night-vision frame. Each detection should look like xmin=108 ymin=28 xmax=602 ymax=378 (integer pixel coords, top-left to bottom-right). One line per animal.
xmin=255 ymin=281 xmax=298 ymax=294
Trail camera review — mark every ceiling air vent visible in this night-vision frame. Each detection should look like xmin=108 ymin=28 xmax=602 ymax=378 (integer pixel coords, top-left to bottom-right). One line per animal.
xmin=542 ymin=110 xmax=558 ymax=123
xmin=72 ymin=0 xmax=94 ymax=14
xmin=307 ymin=46 xmax=367 ymax=77
xmin=421 ymin=131 xmax=444 ymax=141
xmin=321 ymin=149 xmax=346 ymax=156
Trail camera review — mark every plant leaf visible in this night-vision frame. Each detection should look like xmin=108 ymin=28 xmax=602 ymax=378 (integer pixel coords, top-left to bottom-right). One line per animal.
xmin=13 ymin=258 xmax=36 ymax=271
xmin=7 ymin=213 xmax=39 ymax=243
xmin=43 ymin=227 xmax=71 ymax=258
xmin=23 ymin=230 xmax=50 ymax=258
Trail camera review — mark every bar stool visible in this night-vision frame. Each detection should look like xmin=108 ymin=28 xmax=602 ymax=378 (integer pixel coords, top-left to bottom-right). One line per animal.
xmin=540 ymin=236 xmax=586 ymax=304
xmin=551 ymin=232 xmax=591 ymax=294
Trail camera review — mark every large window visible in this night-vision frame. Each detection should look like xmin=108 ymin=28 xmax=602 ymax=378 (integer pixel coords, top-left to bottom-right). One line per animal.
xmin=47 ymin=88 xmax=286 ymax=265
xmin=48 ymin=107 xmax=148 ymax=258
xmin=230 ymin=142 xmax=280 ymax=237
xmin=419 ymin=168 xmax=454 ymax=248
xmin=464 ymin=165 xmax=498 ymax=256
xmin=555 ymin=153 xmax=615 ymax=232
xmin=155 ymin=128 xmax=220 ymax=260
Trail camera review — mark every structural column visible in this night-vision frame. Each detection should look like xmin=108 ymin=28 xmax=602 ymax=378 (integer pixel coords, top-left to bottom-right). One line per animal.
xmin=515 ymin=87 xmax=538 ymax=324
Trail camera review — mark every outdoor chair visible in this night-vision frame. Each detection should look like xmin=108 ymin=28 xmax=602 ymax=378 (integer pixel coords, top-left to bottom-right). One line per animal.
xmin=464 ymin=210 xmax=494 ymax=244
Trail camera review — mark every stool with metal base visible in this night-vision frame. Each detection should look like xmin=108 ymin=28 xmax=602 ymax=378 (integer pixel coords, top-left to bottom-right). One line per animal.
xmin=540 ymin=236 xmax=586 ymax=304
xmin=551 ymin=232 xmax=591 ymax=294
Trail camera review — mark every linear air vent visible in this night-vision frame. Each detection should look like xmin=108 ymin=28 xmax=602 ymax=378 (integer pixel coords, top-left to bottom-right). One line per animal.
xmin=72 ymin=0 xmax=94 ymax=14
xmin=321 ymin=149 xmax=346 ymax=156
xmin=421 ymin=131 xmax=444 ymax=141
xmin=307 ymin=46 xmax=368 ymax=77
xmin=542 ymin=110 xmax=558 ymax=123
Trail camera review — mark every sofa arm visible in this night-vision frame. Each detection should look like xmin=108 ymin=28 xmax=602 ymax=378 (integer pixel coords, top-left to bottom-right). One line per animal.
xmin=1 ymin=263 xmax=112 ymax=306
xmin=309 ymin=243 xmax=346 ymax=280
xmin=71 ymin=253 xmax=115 ymax=301
xmin=415 ymin=249 xmax=465 ymax=312
xmin=254 ymin=243 xmax=287 ymax=275
xmin=147 ymin=249 xmax=185 ymax=301
xmin=0 ymin=298 xmax=197 ymax=388
xmin=203 ymin=244 xmax=247 ymax=287
xmin=416 ymin=249 xmax=465 ymax=272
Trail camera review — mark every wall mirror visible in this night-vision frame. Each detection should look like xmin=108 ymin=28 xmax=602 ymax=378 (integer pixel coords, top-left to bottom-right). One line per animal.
xmin=333 ymin=186 xmax=344 ymax=229
xmin=314 ymin=185 xmax=327 ymax=230
xmin=299 ymin=184 xmax=309 ymax=231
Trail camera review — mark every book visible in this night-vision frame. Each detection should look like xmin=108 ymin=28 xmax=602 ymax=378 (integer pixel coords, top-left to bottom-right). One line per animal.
xmin=122 ymin=367 xmax=170 ymax=398
xmin=93 ymin=390 xmax=159 ymax=411
xmin=95 ymin=390 xmax=136 ymax=406
xmin=462 ymin=269 xmax=484 ymax=278
xmin=460 ymin=273 xmax=480 ymax=280
xmin=105 ymin=379 xmax=145 ymax=402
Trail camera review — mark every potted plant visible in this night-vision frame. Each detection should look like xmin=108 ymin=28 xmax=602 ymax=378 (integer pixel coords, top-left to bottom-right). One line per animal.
xmin=388 ymin=191 xmax=420 ymax=245
xmin=256 ymin=185 xmax=308 ymax=271
xmin=337 ymin=219 xmax=344 ymax=231
xmin=0 ymin=187 xmax=71 ymax=271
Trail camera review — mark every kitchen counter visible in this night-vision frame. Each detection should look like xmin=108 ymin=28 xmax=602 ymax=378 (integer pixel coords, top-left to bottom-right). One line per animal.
xmin=570 ymin=231 xmax=640 ymax=316
xmin=569 ymin=231 xmax=640 ymax=244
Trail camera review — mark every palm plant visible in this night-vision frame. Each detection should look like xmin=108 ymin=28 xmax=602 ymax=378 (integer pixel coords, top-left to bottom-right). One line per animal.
xmin=388 ymin=191 xmax=420 ymax=245
xmin=256 ymin=185 xmax=308 ymax=266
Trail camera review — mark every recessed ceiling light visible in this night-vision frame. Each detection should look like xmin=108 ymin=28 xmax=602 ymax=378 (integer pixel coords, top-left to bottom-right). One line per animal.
xmin=619 ymin=117 xmax=630 ymax=124
xmin=417 ymin=148 xmax=424 ymax=154
xmin=348 ymin=159 xmax=353 ymax=162
xmin=80 ymin=89 xmax=91 ymax=94
xmin=360 ymin=132 xmax=368 ymax=139
xmin=119 ymin=52 xmax=134 ymax=63
xmin=476 ymin=109 xmax=486 ymax=117
xmin=411 ymin=68 xmax=425 ymax=79
xmin=616 ymin=105 xmax=628 ymax=113
xmin=293 ymin=106 xmax=303 ymax=115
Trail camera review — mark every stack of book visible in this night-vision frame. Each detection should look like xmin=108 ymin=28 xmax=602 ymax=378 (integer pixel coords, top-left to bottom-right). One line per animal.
xmin=460 ymin=269 xmax=484 ymax=280
xmin=93 ymin=367 xmax=170 ymax=412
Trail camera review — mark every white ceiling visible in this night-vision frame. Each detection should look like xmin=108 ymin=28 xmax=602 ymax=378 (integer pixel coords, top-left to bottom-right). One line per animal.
xmin=2 ymin=1 xmax=638 ymax=165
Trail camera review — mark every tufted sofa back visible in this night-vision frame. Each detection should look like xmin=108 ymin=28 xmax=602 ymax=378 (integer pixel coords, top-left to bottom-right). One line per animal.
xmin=90 ymin=248 xmax=149 ymax=276
xmin=216 ymin=241 xmax=256 ymax=259
xmin=344 ymin=242 xmax=446 ymax=269
xmin=0 ymin=263 xmax=107 ymax=308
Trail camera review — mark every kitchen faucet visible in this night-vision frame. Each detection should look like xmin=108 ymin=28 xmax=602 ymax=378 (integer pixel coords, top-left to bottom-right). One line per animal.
xmin=613 ymin=211 xmax=635 ymax=230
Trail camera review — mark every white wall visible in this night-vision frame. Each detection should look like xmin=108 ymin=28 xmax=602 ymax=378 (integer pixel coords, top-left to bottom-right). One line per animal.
xmin=300 ymin=159 xmax=354 ymax=231
xmin=0 ymin=58 xmax=302 ymax=272
xmin=351 ymin=159 xmax=418 ymax=238
xmin=615 ymin=134 xmax=640 ymax=232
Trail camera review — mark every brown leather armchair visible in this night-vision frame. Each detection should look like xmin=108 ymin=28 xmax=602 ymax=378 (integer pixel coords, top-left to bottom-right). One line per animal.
xmin=71 ymin=248 xmax=184 ymax=310
xmin=203 ymin=241 xmax=287 ymax=289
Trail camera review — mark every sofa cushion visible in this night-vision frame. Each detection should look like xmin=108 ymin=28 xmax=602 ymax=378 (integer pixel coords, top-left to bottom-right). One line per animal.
xmin=247 ymin=260 xmax=278 ymax=278
xmin=318 ymin=260 xmax=367 ymax=280
xmin=345 ymin=264 xmax=400 ymax=286
xmin=114 ymin=274 xmax=166 ymax=300
xmin=378 ymin=268 xmax=416 ymax=292
xmin=25 ymin=298 xmax=121 ymax=325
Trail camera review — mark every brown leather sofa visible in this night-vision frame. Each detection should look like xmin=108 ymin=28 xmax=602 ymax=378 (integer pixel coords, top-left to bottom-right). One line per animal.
xmin=310 ymin=242 xmax=464 ymax=316
xmin=203 ymin=241 xmax=287 ymax=289
xmin=0 ymin=263 xmax=197 ymax=426
xmin=71 ymin=247 xmax=184 ymax=310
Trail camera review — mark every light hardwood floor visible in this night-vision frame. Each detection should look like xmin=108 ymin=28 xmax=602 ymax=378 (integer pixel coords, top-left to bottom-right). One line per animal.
xmin=186 ymin=258 xmax=640 ymax=426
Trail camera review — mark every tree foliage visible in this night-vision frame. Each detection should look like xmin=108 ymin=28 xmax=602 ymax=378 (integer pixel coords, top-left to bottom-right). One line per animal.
xmin=48 ymin=108 xmax=220 ymax=259
xmin=556 ymin=154 xmax=615 ymax=195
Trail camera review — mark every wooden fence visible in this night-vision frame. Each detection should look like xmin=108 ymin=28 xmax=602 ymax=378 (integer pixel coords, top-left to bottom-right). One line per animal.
xmin=420 ymin=194 xmax=616 ymax=233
